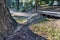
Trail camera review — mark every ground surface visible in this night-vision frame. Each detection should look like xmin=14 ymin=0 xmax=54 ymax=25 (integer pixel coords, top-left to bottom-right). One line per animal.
xmin=30 ymin=18 xmax=60 ymax=40
xmin=10 ymin=8 xmax=60 ymax=40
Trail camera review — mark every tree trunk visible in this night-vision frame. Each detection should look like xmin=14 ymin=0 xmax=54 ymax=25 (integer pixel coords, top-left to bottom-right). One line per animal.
xmin=0 ymin=0 xmax=18 ymax=40
xmin=16 ymin=0 xmax=19 ymax=10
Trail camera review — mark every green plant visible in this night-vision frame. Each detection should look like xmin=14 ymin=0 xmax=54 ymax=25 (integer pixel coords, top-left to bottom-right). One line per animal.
xmin=40 ymin=1 xmax=46 ymax=5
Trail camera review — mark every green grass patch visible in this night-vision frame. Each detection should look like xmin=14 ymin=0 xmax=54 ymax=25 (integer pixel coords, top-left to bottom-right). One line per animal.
xmin=16 ymin=18 xmax=26 ymax=23
xmin=12 ymin=16 xmax=27 ymax=23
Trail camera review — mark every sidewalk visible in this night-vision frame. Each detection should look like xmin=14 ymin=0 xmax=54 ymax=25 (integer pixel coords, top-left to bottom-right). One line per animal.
xmin=9 ymin=9 xmax=60 ymax=17
xmin=38 ymin=10 xmax=60 ymax=17
xmin=10 ymin=9 xmax=37 ymax=17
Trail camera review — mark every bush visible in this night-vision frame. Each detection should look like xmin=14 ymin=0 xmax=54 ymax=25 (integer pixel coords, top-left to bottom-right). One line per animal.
xmin=40 ymin=1 xmax=46 ymax=5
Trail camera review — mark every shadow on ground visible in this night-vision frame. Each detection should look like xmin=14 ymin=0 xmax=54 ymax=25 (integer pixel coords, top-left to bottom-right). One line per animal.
xmin=7 ymin=24 xmax=47 ymax=40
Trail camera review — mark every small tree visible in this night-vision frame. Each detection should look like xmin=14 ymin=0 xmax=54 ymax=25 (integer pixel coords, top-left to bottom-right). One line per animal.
xmin=16 ymin=0 xmax=19 ymax=10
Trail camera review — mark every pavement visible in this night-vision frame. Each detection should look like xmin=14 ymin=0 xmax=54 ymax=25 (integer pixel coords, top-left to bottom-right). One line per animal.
xmin=37 ymin=10 xmax=60 ymax=17
xmin=10 ymin=9 xmax=37 ymax=17
xmin=10 ymin=9 xmax=60 ymax=18
xmin=39 ymin=11 xmax=60 ymax=14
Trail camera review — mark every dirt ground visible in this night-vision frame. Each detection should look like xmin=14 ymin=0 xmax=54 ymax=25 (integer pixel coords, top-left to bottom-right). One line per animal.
xmin=30 ymin=18 xmax=60 ymax=40
xmin=54 ymin=19 xmax=60 ymax=27
xmin=39 ymin=18 xmax=60 ymax=28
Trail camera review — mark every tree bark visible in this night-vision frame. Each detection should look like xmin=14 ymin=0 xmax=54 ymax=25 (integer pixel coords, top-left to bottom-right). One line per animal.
xmin=0 ymin=0 xmax=18 ymax=40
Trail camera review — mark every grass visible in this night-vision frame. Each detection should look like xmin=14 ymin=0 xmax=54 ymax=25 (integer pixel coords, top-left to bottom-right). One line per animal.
xmin=16 ymin=18 xmax=26 ymax=23
xmin=30 ymin=18 xmax=60 ymax=40
xmin=12 ymin=15 xmax=27 ymax=23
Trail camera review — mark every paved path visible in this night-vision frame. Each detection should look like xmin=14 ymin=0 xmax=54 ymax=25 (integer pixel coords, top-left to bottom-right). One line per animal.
xmin=10 ymin=10 xmax=37 ymax=17
xmin=39 ymin=11 xmax=60 ymax=14
xmin=10 ymin=9 xmax=60 ymax=16
xmin=31 ymin=9 xmax=60 ymax=17
xmin=37 ymin=10 xmax=60 ymax=17
xmin=10 ymin=9 xmax=60 ymax=18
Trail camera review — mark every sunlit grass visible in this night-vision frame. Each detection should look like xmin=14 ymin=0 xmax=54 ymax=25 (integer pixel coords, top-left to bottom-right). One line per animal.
xmin=12 ymin=15 xmax=27 ymax=23
xmin=30 ymin=18 xmax=60 ymax=40
xmin=16 ymin=18 xmax=26 ymax=23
